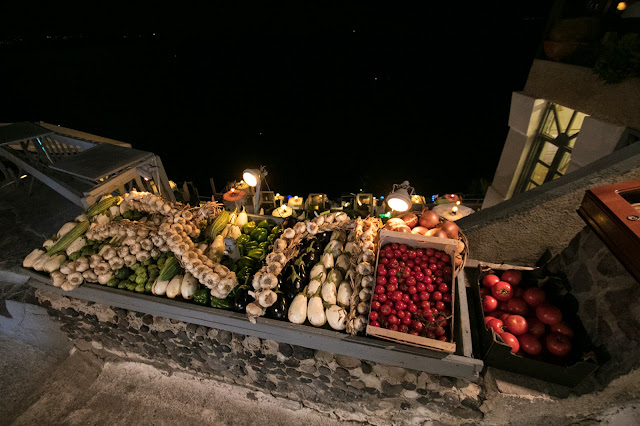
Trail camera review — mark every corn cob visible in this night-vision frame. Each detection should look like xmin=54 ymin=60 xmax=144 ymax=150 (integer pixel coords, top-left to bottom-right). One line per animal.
xmin=207 ymin=210 xmax=230 ymax=241
xmin=158 ymin=256 xmax=184 ymax=281
xmin=47 ymin=220 xmax=90 ymax=256
xmin=86 ymin=196 xmax=123 ymax=218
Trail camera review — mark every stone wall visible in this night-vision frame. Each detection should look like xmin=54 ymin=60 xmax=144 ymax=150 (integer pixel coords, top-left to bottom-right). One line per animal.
xmin=544 ymin=225 xmax=640 ymax=388
xmin=35 ymin=288 xmax=484 ymax=425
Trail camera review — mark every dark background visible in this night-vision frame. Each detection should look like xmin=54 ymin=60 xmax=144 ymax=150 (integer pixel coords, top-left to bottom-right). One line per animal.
xmin=0 ymin=1 xmax=555 ymax=200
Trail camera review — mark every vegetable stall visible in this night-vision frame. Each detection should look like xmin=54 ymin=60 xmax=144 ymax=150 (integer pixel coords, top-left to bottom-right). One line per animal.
xmin=21 ymin=190 xmax=600 ymax=386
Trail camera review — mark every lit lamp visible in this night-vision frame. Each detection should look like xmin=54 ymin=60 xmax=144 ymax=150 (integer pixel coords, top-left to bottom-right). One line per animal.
xmin=386 ymin=181 xmax=414 ymax=212
xmin=451 ymin=205 xmax=458 ymax=215
xmin=242 ymin=166 xmax=267 ymax=214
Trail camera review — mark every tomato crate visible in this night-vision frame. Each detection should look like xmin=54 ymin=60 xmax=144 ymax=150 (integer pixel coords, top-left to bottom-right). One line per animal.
xmin=365 ymin=229 xmax=459 ymax=354
xmin=465 ymin=262 xmax=603 ymax=387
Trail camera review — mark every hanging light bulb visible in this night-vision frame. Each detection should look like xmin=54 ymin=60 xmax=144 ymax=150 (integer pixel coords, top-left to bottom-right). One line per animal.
xmin=386 ymin=181 xmax=414 ymax=212
xmin=242 ymin=168 xmax=260 ymax=187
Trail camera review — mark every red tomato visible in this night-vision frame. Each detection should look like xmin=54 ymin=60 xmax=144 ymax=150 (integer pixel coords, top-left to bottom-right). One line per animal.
xmin=500 ymin=269 xmax=522 ymax=286
xmin=491 ymin=281 xmax=513 ymax=301
xmin=482 ymin=295 xmax=498 ymax=313
xmin=500 ymin=312 xmax=512 ymax=322
xmin=512 ymin=287 xmax=524 ymax=298
xmin=518 ymin=333 xmax=542 ymax=356
xmin=526 ymin=316 xmax=546 ymax=338
xmin=522 ymin=287 xmax=546 ymax=307
xmin=550 ymin=321 xmax=574 ymax=338
xmin=486 ymin=318 xmax=505 ymax=334
xmin=505 ymin=315 xmax=528 ymax=336
xmin=545 ymin=332 xmax=572 ymax=357
xmin=536 ymin=304 xmax=563 ymax=325
xmin=484 ymin=315 xmax=497 ymax=324
xmin=482 ymin=274 xmax=501 ymax=288
xmin=499 ymin=331 xmax=520 ymax=354
xmin=505 ymin=297 xmax=529 ymax=316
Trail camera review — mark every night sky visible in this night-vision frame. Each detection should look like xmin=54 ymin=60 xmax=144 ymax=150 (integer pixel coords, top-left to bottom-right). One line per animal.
xmin=0 ymin=1 xmax=554 ymax=200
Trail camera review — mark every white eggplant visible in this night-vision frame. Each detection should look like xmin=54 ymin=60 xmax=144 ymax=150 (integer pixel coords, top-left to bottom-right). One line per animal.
xmin=337 ymin=280 xmax=352 ymax=308
xmin=330 ymin=229 xmax=347 ymax=243
xmin=23 ymin=248 xmax=46 ymax=268
xmin=326 ymin=304 xmax=347 ymax=330
xmin=166 ymin=274 xmax=183 ymax=299
xmin=236 ymin=208 xmax=248 ymax=227
xmin=181 ymin=273 xmax=198 ymax=300
xmin=43 ymin=254 xmax=66 ymax=273
xmin=324 ymin=240 xmax=343 ymax=258
xmin=321 ymin=280 xmax=337 ymax=305
xmin=325 ymin=268 xmax=343 ymax=287
xmin=334 ymin=253 xmax=351 ymax=274
xmin=321 ymin=252 xmax=334 ymax=269
xmin=306 ymin=275 xmax=323 ymax=298
xmin=309 ymin=262 xmax=326 ymax=282
xmin=307 ymin=289 xmax=326 ymax=327
xmin=288 ymin=292 xmax=308 ymax=324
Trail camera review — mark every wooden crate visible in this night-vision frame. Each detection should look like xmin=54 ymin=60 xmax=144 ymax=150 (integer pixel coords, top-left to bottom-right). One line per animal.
xmin=365 ymin=229 xmax=459 ymax=353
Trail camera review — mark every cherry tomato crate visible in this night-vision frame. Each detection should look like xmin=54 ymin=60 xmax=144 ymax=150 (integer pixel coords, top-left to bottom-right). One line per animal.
xmin=365 ymin=229 xmax=460 ymax=354
xmin=465 ymin=263 xmax=602 ymax=387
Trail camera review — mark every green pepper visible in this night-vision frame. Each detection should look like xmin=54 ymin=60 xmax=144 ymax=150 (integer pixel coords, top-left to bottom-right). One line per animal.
xmin=106 ymin=278 xmax=119 ymax=288
xmin=242 ymin=221 xmax=257 ymax=235
xmin=128 ymin=273 xmax=137 ymax=282
xmin=210 ymin=296 xmax=233 ymax=310
xmin=115 ymin=267 xmax=132 ymax=280
xmin=125 ymin=282 xmax=137 ymax=291
xmin=243 ymin=240 xmax=259 ymax=251
xmin=135 ymin=272 xmax=148 ymax=285
xmin=193 ymin=288 xmax=210 ymax=306
xmin=236 ymin=234 xmax=251 ymax=246
xmin=145 ymin=277 xmax=154 ymax=293
xmin=236 ymin=256 xmax=257 ymax=270
xmin=247 ymin=248 xmax=266 ymax=261
xmin=117 ymin=280 xmax=128 ymax=290
xmin=267 ymin=233 xmax=277 ymax=243
xmin=235 ymin=265 xmax=250 ymax=281
xmin=134 ymin=282 xmax=146 ymax=293
xmin=270 ymin=224 xmax=281 ymax=234
xmin=81 ymin=247 xmax=94 ymax=257
xmin=258 ymin=241 xmax=270 ymax=250
xmin=257 ymin=219 xmax=271 ymax=229
xmin=68 ymin=251 xmax=82 ymax=261
xmin=250 ymin=228 xmax=269 ymax=242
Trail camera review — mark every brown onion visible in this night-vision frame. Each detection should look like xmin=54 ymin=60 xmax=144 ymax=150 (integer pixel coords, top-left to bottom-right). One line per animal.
xmin=394 ymin=225 xmax=412 ymax=233
xmin=411 ymin=226 xmax=429 ymax=235
xmin=400 ymin=212 xmax=418 ymax=229
xmin=419 ymin=210 xmax=440 ymax=229
xmin=384 ymin=218 xmax=406 ymax=231
xmin=440 ymin=220 xmax=460 ymax=239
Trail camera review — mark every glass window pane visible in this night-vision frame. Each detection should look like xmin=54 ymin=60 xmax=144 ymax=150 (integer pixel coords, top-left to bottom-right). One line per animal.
xmin=557 ymin=151 xmax=572 ymax=175
xmin=526 ymin=182 xmax=537 ymax=191
xmin=531 ymin=162 xmax=549 ymax=185
xmin=539 ymin=141 xmax=558 ymax=165
xmin=541 ymin=110 xmax=559 ymax=138
xmin=568 ymin=111 xmax=587 ymax=136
